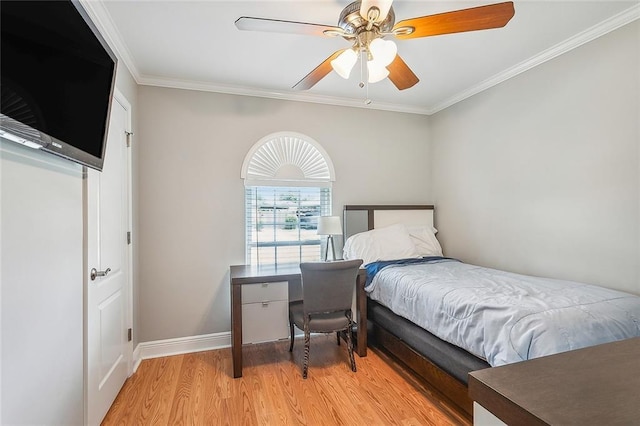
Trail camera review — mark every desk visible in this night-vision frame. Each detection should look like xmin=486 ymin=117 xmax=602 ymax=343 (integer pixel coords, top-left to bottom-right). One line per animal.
xmin=468 ymin=337 xmax=640 ymax=425
xmin=230 ymin=264 xmax=368 ymax=378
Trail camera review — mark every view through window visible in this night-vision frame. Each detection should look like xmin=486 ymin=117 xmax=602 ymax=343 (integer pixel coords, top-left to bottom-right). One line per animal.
xmin=245 ymin=186 xmax=331 ymax=266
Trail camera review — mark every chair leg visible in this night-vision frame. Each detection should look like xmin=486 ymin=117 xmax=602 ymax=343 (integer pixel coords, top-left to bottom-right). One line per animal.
xmin=288 ymin=312 xmax=295 ymax=352
xmin=344 ymin=310 xmax=357 ymax=373
xmin=345 ymin=325 xmax=356 ymax=372
xmin=303 ymin=320 xmax=310 ymax=379
xmin=336 ymin=331 xmax=341 ymax=346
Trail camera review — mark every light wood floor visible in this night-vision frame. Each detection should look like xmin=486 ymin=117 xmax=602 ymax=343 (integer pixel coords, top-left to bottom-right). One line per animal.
xmin=102 ymin=335 xmax=471 ymax=425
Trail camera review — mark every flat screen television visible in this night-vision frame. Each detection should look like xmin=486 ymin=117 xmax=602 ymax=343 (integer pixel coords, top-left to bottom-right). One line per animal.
xmin=1 ymin=0 xmax=117 ymax=171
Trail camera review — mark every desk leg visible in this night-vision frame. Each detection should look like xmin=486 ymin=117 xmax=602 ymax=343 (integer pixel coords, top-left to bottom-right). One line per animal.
xmin=231 ymin=283 xmax=243 ymax=378
xmin=356 ymin=273 xmax=367 ymax=357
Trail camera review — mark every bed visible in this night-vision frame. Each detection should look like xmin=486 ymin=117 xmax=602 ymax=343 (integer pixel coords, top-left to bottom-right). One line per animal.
xmin=342 ymin=205 xmax=640 ymax=417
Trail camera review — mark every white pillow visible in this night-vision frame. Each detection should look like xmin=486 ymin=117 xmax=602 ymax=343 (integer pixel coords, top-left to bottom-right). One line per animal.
xmin=406 ymin=225 xmax=443 ymax=257
xmin=343 ymin=224 xmax=420 ymax=265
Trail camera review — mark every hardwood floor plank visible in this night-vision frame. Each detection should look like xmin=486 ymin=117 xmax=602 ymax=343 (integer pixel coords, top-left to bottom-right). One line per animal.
xmin=186 ymin=351 xmax=213 ymax=425
xmin=351 ymin=356 xmax=410 ymax=425
xmin=319 ymin=375 xmax=371 ymax=424
xmin=374 ymin=348 xmax=471 ymax=425
xmin=274 ymin=361 xmax=310 ymax=424
xmin=255 ymin=344 xmax=296 ymax=425
xmin=100 ymin=359 xmax=145 ymax=424
xmin=138 ymin=355 xmax=183 ymax=425
xmin=369 ymin=354 xmax=465 ymax=426
xmin=216 ymin=349 xmax=234 ymax=400
xmin=334 ymin=365 xmax=387 ymax=425
xmin=102 ymin=356 xmax=164 ymax=425
xmin=167 ymin=353 xmax=198 ymax=425
xmin=189 ymin=351 xmax=221 ymax=424
xmin=102 ymin=336 xmax=471 ymax=426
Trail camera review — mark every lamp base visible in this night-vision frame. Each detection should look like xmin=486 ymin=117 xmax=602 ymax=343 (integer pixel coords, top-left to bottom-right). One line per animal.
xmin=323 ymin=235 xmax=338 ymax=262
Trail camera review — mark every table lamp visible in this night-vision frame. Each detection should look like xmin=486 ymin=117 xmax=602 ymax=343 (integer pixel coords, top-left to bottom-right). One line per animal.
xmin=317 ymin=216 xmax=342 ymax=261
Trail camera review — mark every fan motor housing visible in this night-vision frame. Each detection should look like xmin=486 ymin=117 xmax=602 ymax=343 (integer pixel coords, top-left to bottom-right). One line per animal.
xmin=337 ymin=1 xmax=395 ymax=37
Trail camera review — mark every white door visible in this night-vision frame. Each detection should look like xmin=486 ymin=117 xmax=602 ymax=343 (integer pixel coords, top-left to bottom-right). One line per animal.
xmin=85 ymin=91 xmax=132 ymax=426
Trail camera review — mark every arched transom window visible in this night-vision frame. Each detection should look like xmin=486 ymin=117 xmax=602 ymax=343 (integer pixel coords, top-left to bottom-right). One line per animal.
xmin=242 ymin=132 xmax=335 ymax=266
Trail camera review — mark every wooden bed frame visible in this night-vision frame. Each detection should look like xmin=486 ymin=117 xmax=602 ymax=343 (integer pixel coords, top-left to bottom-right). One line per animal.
xmin=370 ymin=321 xmax=474 ymax=416
xmin=343 ymin=205 xmax=477 ymax=417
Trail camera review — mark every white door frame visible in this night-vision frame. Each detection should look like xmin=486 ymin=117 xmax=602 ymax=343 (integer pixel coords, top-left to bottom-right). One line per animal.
xmin=84 ymin=87 xmax=134 ymax=422
xmin=118 ymin=88 xmax=134 ymax=376
xmin=106 ymin=87 xmax=135 ymax=374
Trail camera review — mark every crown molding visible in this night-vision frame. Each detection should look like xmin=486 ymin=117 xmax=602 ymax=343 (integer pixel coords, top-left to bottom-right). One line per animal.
xmin=427 ymin=3 xmax=640 ymax=115
xmin=83 ymin=1 xmax=639 ymax=117
xmin=137 ymin=75 xmax=432 ymax=115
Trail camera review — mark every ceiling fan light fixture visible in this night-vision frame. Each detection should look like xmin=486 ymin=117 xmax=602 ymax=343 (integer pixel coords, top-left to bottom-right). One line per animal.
xmin=360 ymin=0 xmax=393 ymax=23
xmin=367 ymin=59 xmax=389 ymax=83
xmin=369 ymin=38 xmax=397 ymax=66
xmin=331 ymin=48 xmax=358 ymax=79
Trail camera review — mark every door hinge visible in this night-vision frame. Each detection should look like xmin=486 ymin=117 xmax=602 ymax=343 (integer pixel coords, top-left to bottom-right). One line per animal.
xmin=125 ymin=131 xmax=133 ymax=147
xmin=127 ymin=231 xmax=131 ymax=245
xmin=127 ymin=328 xmax=132 ymax=342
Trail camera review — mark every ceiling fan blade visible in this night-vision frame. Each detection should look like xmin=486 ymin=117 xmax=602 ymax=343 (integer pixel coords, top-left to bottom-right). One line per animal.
xmin=393 ymin=1 xmax=515 ymax=40
xmin=293 ymin=50 xmax=346 ymax=91
xmin=235 ymin=16 xmax=345 ymax=37
xmin=387 ymin=55 xmax=419 ymax=90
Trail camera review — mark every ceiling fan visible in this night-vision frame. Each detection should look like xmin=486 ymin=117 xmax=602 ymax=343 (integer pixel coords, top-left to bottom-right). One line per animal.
xmin=235 ymin=1 xmax=515 ymax=91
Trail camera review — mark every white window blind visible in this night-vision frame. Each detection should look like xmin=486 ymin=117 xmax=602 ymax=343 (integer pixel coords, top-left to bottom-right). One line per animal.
xmin=245 ymin=186 xmax=331 ymax=266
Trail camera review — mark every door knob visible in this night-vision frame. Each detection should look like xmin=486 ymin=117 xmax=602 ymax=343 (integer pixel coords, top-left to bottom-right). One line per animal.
xmin=90 ymin=267 xmax=111 ymax=281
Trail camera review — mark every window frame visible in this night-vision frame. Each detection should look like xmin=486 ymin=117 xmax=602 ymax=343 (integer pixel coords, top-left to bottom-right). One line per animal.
xmin=241 ymin=132 xmax=335 ymax=267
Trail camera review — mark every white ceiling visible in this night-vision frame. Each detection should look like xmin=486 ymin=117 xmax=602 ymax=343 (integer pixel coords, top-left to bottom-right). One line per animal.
xmin=83 ymin=1 xmax=639 ymax=115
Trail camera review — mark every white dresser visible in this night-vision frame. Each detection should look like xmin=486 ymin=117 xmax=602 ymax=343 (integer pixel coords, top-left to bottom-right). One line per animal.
xmin=241 ymin=281 xmax=289 ymax=344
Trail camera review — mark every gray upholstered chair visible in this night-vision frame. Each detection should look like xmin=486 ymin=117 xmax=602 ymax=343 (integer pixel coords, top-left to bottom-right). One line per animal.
xmin=288 ymin=259 xmax=363 ymax=379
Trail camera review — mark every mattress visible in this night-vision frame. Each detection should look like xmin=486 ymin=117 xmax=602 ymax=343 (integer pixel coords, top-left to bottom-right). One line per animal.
xmin=366 ymin=258 xmax=640 ymax=366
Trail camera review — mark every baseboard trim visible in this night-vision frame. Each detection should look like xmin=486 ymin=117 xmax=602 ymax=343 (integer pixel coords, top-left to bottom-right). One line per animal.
xmin=132 ymin=344 xmax=143 ymax=373
xmin=132 ymin=332 xmax=231 ymax=370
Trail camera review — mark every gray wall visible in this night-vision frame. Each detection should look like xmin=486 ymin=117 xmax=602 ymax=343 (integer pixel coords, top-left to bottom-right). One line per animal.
xmin=430 ymin=21 xmax=639 ymax=295
xmin=136 ymin=88 xmax=431 ymax=342
xmin=0 ymin=63 xmax=138 ymax=424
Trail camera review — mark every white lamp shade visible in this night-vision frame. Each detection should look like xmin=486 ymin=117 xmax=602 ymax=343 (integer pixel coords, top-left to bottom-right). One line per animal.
xmin=360 ymin=0 xmax=393 ymax=22
xmin=331 ymin=49 xmax=358 ymax=79
xmin=369 ymin=38 xmax=397 ymax=66
xmin=317 ymin=216 xmax=342 ymax=235
xmin=367 ymin=59 xmax=389 ymax=83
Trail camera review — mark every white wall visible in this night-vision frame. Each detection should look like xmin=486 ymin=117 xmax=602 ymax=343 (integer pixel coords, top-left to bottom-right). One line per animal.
xmin=1 ymin=142 xmax=84 ymax=425
xmin=0 ymin=64 xmax=138 ymax=424
xmin=430 ymin=21 xmax=639 ymax=294
xmin=136 ymin=88 xmax=431 ymax=342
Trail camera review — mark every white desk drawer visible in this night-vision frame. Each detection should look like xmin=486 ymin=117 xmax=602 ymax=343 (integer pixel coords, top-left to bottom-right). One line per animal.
xmin=242 ymin=300 xmax=289 ymax=344
xmin=242 ymin=281 xmax=287 ymax=304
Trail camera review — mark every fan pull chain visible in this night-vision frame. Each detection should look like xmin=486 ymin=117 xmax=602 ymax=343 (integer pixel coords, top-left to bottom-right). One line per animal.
xmin=359 ymin=47 xmax=372 ymax=105
xmin=359 ymin=45 xmax=365 ymax=89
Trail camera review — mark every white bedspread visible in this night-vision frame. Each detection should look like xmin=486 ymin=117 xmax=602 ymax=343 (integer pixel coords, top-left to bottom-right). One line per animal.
xmin=366 ymin=260 xmax=640 ymax=366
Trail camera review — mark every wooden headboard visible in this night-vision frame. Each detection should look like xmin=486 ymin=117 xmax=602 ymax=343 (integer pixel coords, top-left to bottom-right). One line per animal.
xmin=343 ymin=205 xmax=435 ymax=240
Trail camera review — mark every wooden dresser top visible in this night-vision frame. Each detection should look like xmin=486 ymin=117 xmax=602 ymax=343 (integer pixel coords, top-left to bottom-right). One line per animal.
xmin=468 ymin=337 xmax=640 ymax=426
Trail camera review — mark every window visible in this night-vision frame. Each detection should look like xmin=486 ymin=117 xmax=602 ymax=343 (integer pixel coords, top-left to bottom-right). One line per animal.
xmin=242 ymin=132 xmax=335 ymax=266
xmin=245 ymin=186 xmax=331 ymax=265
